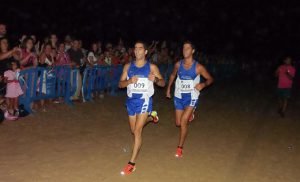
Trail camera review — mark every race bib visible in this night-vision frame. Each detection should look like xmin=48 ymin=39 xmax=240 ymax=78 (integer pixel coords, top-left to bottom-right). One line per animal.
xmin=130 ymin=78 xmax=149 ymax=93
xmin=180 ymin=79 xmax=194 ymax=93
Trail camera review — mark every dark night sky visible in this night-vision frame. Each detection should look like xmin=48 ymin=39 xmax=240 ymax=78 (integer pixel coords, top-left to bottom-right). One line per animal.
xmin=2 ymin=0 xmax=300 ymax=59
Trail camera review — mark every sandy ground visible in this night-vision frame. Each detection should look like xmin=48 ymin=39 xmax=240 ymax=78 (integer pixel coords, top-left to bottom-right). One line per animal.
xmin=0 ymin=79 xmax=299 ymax=182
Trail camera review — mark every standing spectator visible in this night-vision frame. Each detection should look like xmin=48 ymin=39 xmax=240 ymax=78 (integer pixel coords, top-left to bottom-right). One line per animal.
xmin=50 ymin=34 xmax=58 ymax=50
xmin=37 ymin=44 xmax=55 ymax=111
xmin=78 ymin=40 xmax=87 ymax=73
xmin=20 ymin=38 xmax=38 ymax=69
xmin=64 ymin=35 xmax=72 ymax=51
xmin=4 ymin=60 xmax=23 ymax=118
xmin=0 ymin=38 xmax=20 ymax=103
xmin=96 ymin=41 xmax=102 ymax=55
xmin=55 ymin=43 xmax=71 ymax=66
xmin=0 ymin=23 xmax=7 ymax=38
xmin=276 ymin=56 xmax=296 ymax=118
xmin=103 ymin=51 xmax=112 ymax=66
xmin=67 ymin=39 xmax=84 ymax=101
xmin=87 ymin=42 xmax=100 ymax=66
xmin=39 ymin=44 xmax=54 ymax=67
xmin=112 ymin=51 xmax=121 ymax=66
xmin=55 ymin=43 xmax=71 ymax=104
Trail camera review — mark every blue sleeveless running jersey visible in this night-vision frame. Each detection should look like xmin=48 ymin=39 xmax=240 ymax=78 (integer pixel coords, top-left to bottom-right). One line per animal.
xmin=174 ymin=60 xmax=200 ymax=100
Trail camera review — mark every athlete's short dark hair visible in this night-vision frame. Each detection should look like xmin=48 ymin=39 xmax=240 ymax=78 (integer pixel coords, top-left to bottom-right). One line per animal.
xmin=135 ymin=40 xmax=148 ymax=50
xmin=183 ymin=41 xmax=195 ymax=50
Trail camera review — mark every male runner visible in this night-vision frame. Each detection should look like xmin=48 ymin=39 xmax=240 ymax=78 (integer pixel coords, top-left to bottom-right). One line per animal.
xmin=166 ymin=41 xmax=213 ymax=157
xmin=119 ymin=41 xmax=165 ymax=175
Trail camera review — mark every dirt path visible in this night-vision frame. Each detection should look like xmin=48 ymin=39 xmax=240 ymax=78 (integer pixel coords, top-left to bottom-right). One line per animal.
xmin=0 ymin=81 xmax=299 ymax=182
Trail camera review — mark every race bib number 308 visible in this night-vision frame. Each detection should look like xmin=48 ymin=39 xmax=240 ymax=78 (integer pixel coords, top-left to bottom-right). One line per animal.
xmin=180 ymin=80 xmax=194 ymax=93
xmin=130 ymin=78 xmax=149 ymax=93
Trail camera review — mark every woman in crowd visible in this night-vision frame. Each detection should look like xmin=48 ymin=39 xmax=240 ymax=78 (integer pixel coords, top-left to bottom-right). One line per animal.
xmin=37 ymin=44 xmax=55 ymax=111
xmin=20 ymin=37 xmax=38 ymax=69
xmin=0 ymin=37 xmax=21 ymax=107
xmin=87 ymin=42 xmax=100 ymax=66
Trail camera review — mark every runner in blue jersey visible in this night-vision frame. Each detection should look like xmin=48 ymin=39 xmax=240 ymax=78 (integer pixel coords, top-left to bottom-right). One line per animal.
xmin=166 ymin=41 xmax=213 ymax=158
xmin=119 ymin=41 xmax=165 ymax=175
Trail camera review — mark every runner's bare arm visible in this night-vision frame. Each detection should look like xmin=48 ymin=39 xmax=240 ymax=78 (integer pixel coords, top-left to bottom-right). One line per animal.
xmin=149 ymin=64 xmax=165 ymax=87
xmin=166 ymin=61 xmax=180 ymax=98
xmin=118 ymin=63 xmax=138 ymax=88
xmin=195 ymin=64 xmax=213 ymax=91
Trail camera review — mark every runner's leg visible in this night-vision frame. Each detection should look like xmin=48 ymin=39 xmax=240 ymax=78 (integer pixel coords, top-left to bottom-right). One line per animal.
xmin=130 ymin=112 xmax=149 ymax=163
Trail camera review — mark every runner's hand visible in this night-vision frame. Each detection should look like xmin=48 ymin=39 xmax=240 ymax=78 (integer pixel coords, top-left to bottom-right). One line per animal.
xmin=166 ymin=88 xmax=172 ymax=99
xmin=148 ymin=72 xmax=155 ymax=82
xmin=129 ymin=76 xmax=138 ymax=84
xmin=194 ymin=83 xmax=205 ymax=91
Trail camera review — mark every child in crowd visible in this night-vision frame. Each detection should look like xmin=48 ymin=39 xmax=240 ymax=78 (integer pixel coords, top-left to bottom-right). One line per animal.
xmin=4 ymin=61 xmax=23 ymax=119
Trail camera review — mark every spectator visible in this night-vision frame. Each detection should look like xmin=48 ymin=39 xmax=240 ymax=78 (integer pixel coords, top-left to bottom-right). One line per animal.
xmin=0 ymin=23 xmax=7 ymax=38
xmin=20 ymin=37 xmax=38 ymax=69
xmin=67 ymin=39 xmax=84 ymax=101
xmin=87 ymin=42 xmax=100 ymax=66
xmin=30 ymin=35 xmax=41 ymax=55
xmin=96 ymin=41 xmax=102 ymax=55
xmin=64 ymin=35 xmax=72 ymax=51
xmin=4 ymin=60 xmax=23 ymax=118
xmin=103 ymin=51 xmax=112 ymax=66
xmin=0 ymin=37 xmax=20 ymax=104
xmin=55 ymin=43 xmax=71 ymax=66
xmin=276 ymin=56 xmax=296 ymax=118
xmin=37 ymin=44 xmax=55 ymax=111
xmin=50 ymin=34 xmax=58 ymax=50
xmin=39 ymin=44 xmax=55 ymax=66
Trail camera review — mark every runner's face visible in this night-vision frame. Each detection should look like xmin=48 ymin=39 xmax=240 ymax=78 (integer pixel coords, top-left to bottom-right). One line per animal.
xmin=134 ymin=43 xmax=147 ymax=60
xmin=183 ymin=44 xmax=194 ymax=59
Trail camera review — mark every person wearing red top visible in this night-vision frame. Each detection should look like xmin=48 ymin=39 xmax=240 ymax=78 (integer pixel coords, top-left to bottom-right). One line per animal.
xmin=20 ymin=37 xmax=38 ymax=70
xmin=112 ymin=51 xmax=121 ymax=66
xmin=55 ymin=43 xmax=71 ymax=66
xmin=276 ymin=56 xmax=296 ymax=117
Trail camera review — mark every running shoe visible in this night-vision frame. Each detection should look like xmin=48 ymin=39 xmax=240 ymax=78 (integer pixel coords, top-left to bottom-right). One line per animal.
xmin=175 ymin=147 xmax=183 ymax=158
xmin=120 ymin=163 xmax=136 ymax=175
xmin=150 ymin=111 xmax=159 ymax=124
